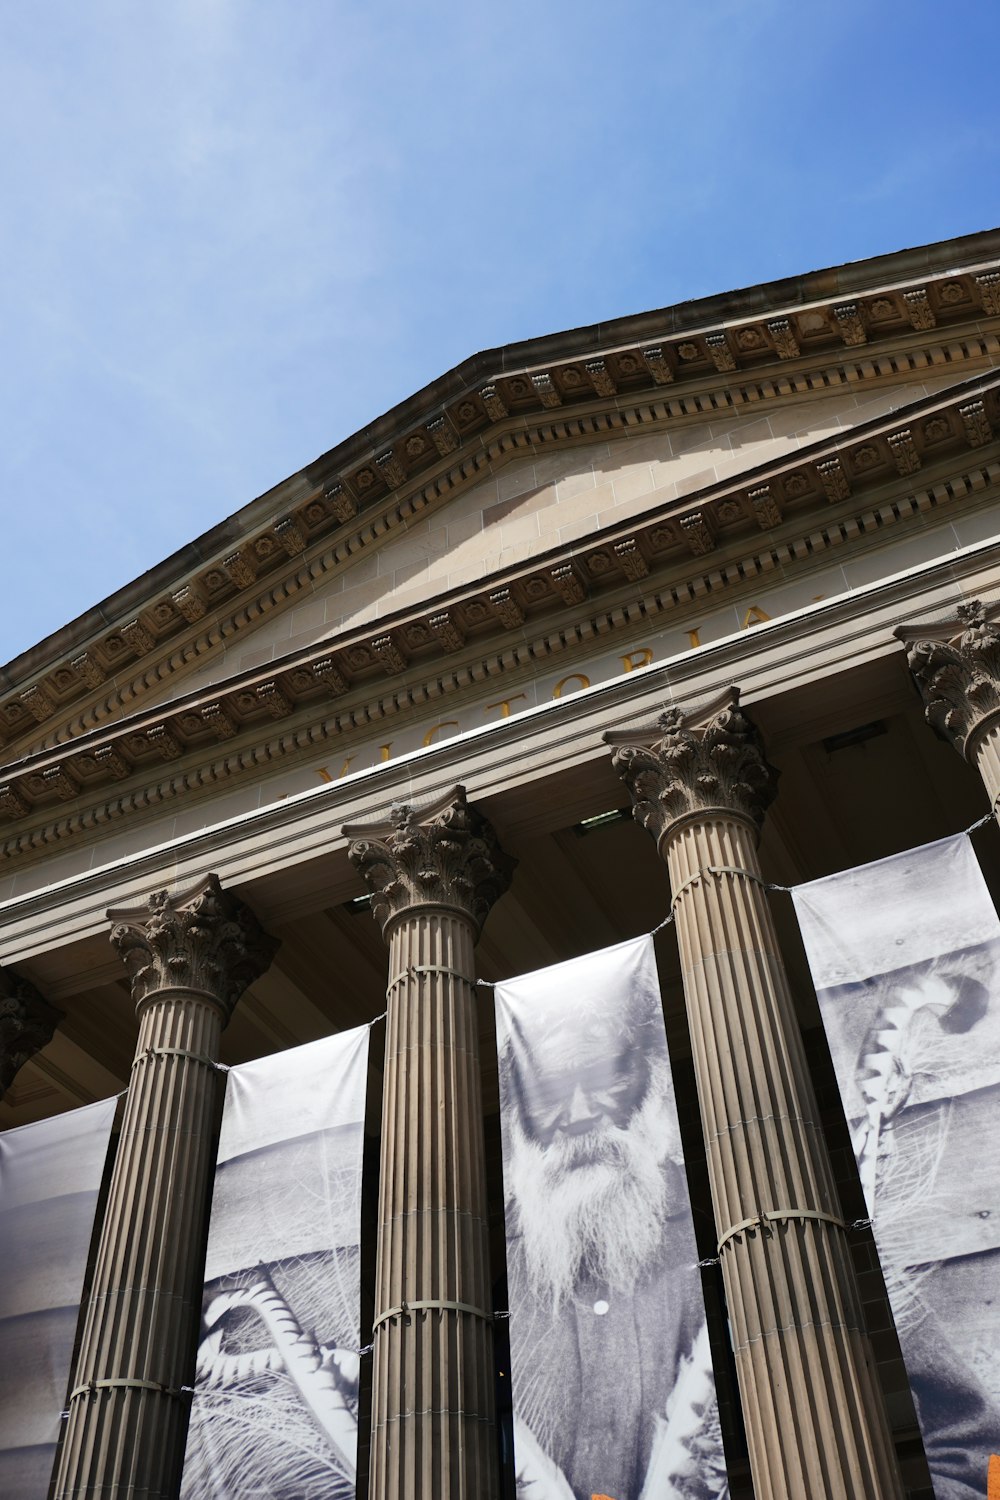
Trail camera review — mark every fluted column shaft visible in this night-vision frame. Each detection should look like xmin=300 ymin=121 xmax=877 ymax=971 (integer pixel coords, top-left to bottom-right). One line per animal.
xmin=373 ymin=907 xmax=496 ymax=1498
xmin=53 ymin=875 xmax=276 ymax=1500
xmin=974 ymin=719 xmax=1000 ymax=808
xmin=666 ymin=811 xmax=901 ymax=1499
xmin=608 ymin=690 xmax=903 ymax=1500
xmin=345 ymin=787 xmax=514 ymax=1500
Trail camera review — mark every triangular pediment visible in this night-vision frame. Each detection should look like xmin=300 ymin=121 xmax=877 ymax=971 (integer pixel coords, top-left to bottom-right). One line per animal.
xmin=0 ymin=230 xmax=999 ymax=852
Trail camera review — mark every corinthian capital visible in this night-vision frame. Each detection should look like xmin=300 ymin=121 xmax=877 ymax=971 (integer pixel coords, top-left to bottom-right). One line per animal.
xmin=108 ymin=873 xmax=278 ymax=1017
xmin=896 ymin=599 xmax=1000 ymax=758
xmin=605 ymin=686 xmax=778 ymax=847
xmin=0 ymin=969 xmax=62 ymax=1097
xmin=344 ymin=785 xmax=515 ymax=935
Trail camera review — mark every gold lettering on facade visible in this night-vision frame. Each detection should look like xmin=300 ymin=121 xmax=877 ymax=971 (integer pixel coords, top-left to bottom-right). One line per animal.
xmin=422 ymin=720 xmax=460 ymax=748
xmin=485 ymin=694 xmax=528 ymax=720
xmin=620 ymin=648 xmax=654 ymax=673
xmin=552 ymin=674 xmax=591 ymax=699
xmin=686 ymin=628 xmax=701 ymax=649
xmin=338 ymin=756 xmax=356 ymax=779
xmin=379 ymin=743 xmax=393 ymax=763
xmin=742 ymin=605 xmax=772 ymax=629
xmin=316 ymin=767 xmax=334 ymax=784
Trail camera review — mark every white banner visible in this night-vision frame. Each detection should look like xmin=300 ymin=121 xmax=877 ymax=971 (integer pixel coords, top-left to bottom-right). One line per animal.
xmin=495 ymin=935 xmax=728 ymax=1500
xmin=0 ymin=1096 xmax=117 ymax=1500
xmin=181 ymin=1026 xmax=370 ymax=1500
xmin=793 ymin=835 xmax=1000 ymax=1500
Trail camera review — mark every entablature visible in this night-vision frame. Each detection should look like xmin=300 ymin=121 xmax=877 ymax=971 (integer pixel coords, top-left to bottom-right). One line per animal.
xmin=0 ymin=371 xmax=998 ymax=857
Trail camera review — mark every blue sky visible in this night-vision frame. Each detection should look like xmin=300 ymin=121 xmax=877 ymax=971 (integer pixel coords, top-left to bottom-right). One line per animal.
xmin=2 ymin=0 xmax=998 ymax=665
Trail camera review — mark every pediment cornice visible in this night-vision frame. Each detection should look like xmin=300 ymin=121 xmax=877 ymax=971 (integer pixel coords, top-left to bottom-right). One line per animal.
xmin=2 ymin=238 xmax=999 ymax=757
xmin=1 ymin=367 xmax=998 ymax=852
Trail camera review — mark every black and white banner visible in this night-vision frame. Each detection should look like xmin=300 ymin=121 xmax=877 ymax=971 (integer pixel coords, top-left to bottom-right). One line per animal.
xmin=495 ymin=935 xmax=727 ymax=1500
xmin=0 ymin=1096 xmax=117 ymax=1500
xmin=792 ymin=835 xmax=1000 ymax=1500
xmin=181 ymin=1026 xmax=369 ymax=1500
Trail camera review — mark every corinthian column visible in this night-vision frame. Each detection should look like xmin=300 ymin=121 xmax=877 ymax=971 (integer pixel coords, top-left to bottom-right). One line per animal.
xmin=607 ymin=689 xmax=903 ymax=1500
xmin=0 ymin=966 xmax=61 ymax=1099
xmin=53 ymin=874 xmax=277 ymax=1500
xmin=897 ymin=598 xmax=1000 ymax=807
xmin=344 ymin=786 xmax=514 ymax=1500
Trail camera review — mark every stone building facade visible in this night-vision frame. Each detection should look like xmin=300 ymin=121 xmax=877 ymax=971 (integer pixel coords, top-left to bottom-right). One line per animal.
xmin=3 ymin=229 xmax=1000 ymax=1498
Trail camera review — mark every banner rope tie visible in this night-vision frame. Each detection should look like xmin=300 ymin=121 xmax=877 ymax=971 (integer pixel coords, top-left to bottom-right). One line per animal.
xmin=373 ymin=1298 xmax=494 ymax=1331
xmin=716 ymin=1206 xmax=846 ymax=1254
xmin=69 ymin=1376 xmax=190 ymax=1402
xmin=131 ymin=1046 xmax=228 ymax=1072
xmin=386 ymin=964 xmax=477 ymax=995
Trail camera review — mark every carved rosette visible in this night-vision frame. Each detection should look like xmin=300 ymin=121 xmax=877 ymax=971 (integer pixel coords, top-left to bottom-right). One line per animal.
xmin=606 ymin=686 xmax=778 ymax=847
xmin=344 ymin=785 xmax=515 ymax=935
xmin=108 ymin=873 xmax=278 ymax=1016
xmin=897 ymin=599 xmax=1000 ymax=758
xmin=0 ymin=969 xmax=62 ymax=1096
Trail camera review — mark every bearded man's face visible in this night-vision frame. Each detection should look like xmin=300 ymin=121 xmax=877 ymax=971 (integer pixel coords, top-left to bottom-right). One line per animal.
xmin=505 ymin=1044 xmax=680 ymax=1309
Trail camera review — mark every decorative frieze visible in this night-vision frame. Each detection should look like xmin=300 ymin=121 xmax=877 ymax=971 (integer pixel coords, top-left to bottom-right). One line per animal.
xmin=42 ymin=766 xmax=79 ymax=801
xmin=613 ymin=538 xmax=649 ymax=579
xmin=641 ymin=346 xmax=674 ymax=384
xmin=549 ymin=562 xmax=585 ymax=604
xmin=817 ymin=455 xmax=851 ymax=502
xmin=903 ymin=287 xmax=936 ymax=330
xmin=427 ymin=414 xmax=459 ymax=455
xmin=748 ymin=484 xmax=782 ymax=529
xmin=376 ymin=450 xmax=407 ymax=489
xmin=256 ymin=681 xmax=293 ymax=719
xmin=705 ymin=333 xmax=737 ymax=373
xmin=976 ymin=272 xmax=1000 ymax=316
xmin=121 ymin=619 xmax=155 ymax=656
xmin=532 ymin=372 xmax=562 ymax=407
xmin=428 ymin=612 xmax=465 ymax=652
xmin=586 ymin=359 xmax=617 ymax=396
xmin=680 ymin=512 xmax=715 ymax=556
xmin=832 ymin=302 xmax=867 ymax=346
xmin=370 ymin=635 xmax=408 ymax=675
xmin=887 ymin=428 xmax=921 ymax=475
xmin=148 ymin=723 xmax=184 ymax=760
xmin=480 ymin=385 xmax=508 ymax=421
xmin=312 ymin=657 xmax=348 ymax=695
xmin=172 ymin=584 xmax=208 ymax=623
xmin=72 ymin=651 xmax=106 ymax=688
xmin=959 ymin=398 xmax=993 ymax=448
xmin=202 ymin=701 xmax=238 ymax=740
xmin=327 ymin=484 xmax=358 ymax=522
xmin=274 ymin=516 xmax=307 ymax=556
xmin=489 ymin=588 xmax=525 ymax=629
xmin=0 ymin=784 xmax=29 ymax=819
xmin=767 ymin=318 xmax=800 ymax=358
xmin=94 ymin=745 xmax=131 ymax=780
xmin=224 ymin=550 xmax=257 ymax=588
xmin=20 ymin=685 xmax=55 ymax=723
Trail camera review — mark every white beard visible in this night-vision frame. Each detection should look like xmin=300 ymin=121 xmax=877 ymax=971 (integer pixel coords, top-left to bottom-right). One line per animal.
xmin=507 ymin=1059 xmax=679 ymax=1311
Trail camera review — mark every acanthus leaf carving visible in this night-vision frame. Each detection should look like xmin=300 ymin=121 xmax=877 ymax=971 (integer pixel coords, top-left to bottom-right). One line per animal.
xmin=344 ymin=785 xmax=515 ymax=935
xmin=898 ymin=599 xmax=1000 ymax=757
xmin=108 ymin=873 xmax=278 ymax=1017
xmin=641 ymin=347 xmax=674 ymax=384
xmin=606 ymin=687 xmax=778 ymax=846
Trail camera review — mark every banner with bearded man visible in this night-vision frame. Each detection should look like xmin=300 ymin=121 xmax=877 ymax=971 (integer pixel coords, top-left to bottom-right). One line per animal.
xmin=495 ymin=935 xmax=729 ymax=1500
